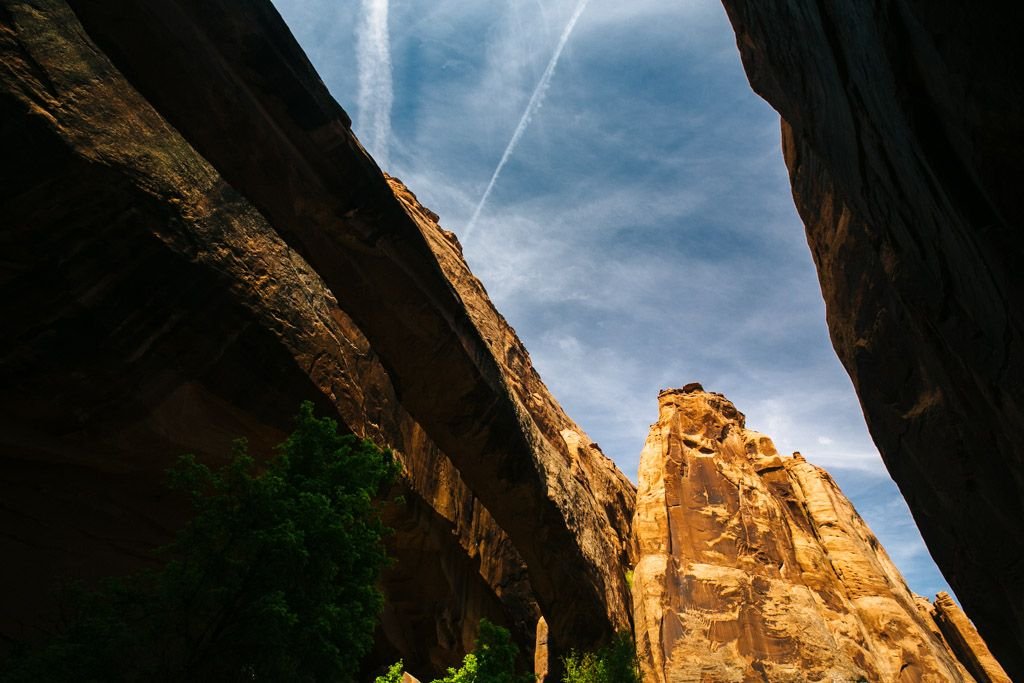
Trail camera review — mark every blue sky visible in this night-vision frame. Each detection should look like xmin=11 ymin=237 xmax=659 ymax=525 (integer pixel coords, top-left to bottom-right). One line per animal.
xmin=271 ymin=0 xmax=953 ymax=601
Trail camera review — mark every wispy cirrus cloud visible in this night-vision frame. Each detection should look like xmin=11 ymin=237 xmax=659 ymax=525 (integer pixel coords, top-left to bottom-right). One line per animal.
xmin=464 ymin=0 xmax=592 ymax=240
xmin=356 ymin=0 xmax=394 ymax=168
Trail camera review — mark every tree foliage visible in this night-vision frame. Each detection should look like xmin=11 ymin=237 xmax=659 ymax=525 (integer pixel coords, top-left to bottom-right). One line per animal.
xmin=1 ymin=402 xmax=398 ymax=682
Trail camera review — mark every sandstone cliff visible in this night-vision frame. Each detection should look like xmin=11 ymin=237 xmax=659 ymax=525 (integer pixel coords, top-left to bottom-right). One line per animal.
xmin=632 ymin=385 xmax=1008 ymax=682
xmin=0 ymin=0 xmax=634 ymax=675
xmin=3 ymin=0 xmax=1019 ymax=679
xmin=718 ymin=2 xmax=1024 ymax=675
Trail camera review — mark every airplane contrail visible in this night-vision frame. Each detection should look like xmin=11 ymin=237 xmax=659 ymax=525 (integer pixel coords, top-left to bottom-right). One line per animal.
xmin=463 ymin=0 xmax=591 ymax=240
xmin=356 ymin=0 xmax=394 ymax=169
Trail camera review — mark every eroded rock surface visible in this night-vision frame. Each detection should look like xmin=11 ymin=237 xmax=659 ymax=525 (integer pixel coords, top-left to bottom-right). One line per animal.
xmin=632 ymin=385 xmax=1000 ymax=682
xmin=719 ymin=2 xmax=1024 ymax=675
xmin=0 ymin=0 xmax=633 ymax=673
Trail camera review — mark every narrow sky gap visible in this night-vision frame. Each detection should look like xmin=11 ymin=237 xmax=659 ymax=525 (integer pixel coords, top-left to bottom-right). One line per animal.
xmin=356 ymin=0 xmax=393 ymax=168
xmin=463 ymin=0 xmax=591 ymax=241
xmin=270 ymin=0 xmax=955 ymax=602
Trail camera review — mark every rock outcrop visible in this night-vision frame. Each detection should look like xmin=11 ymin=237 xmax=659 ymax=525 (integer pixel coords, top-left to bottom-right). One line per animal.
xmin=632 ymin=385 xmax=1008 ymax=682
xmin=719 ymin=1 xmax=1024 ymax=675
xmin=0 ymin=0 xmax=634 ymax=675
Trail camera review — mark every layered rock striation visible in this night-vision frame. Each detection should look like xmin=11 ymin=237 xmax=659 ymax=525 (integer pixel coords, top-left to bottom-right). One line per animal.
xmin=632 ymin=385 xmax=1007 ymax=682
xmin=0 ymin=0 xmax=633 ymax=675
xmin=719 ymin=1 xmax=1024 ymax=674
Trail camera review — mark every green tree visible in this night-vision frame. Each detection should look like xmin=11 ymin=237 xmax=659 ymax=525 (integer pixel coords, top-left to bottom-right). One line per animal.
xmin=1 ymin=402 xmax=398 ymax=682
xmin=561 ymin=633 xmax=640 ymax=683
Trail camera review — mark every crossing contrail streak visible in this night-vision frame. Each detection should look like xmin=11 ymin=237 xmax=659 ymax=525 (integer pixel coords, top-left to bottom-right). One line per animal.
xmin=356 ymin=0 xmax=393 ymax=168
xmin=463 ymin=0 xmax=591 ymax=240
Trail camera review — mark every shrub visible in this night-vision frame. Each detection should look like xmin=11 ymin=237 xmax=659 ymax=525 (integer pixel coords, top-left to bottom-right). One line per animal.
xmin=1 ymin=402 xmax=398 ymax=682
xmin=382 ymin=618 xmax=533 ymax=683
xmin=433 ymin=652 xmax=480 ymax=683
xmin=375 ymin=660 xmax=406 ymax=683
xmin=561 ymin=633 xmax=640 ymax=683
xmin=464 ymin=619 xmax=533 ymax=683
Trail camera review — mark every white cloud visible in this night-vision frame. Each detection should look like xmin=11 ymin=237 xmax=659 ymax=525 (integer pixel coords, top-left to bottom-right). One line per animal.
xmin=464 ymin=0 xmax=593 ymax=239
xmin=356 ymin=0 xmax=395 ymax=168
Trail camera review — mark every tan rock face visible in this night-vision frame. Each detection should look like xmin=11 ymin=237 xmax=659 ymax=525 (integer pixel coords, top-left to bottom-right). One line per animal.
xmin=718 ymin=2 xmax=1024 ymax=675
xmin=0 ymin=0 xmax=633 ymax=674
xmin=632 ymin=386 xmax=984 ymax=682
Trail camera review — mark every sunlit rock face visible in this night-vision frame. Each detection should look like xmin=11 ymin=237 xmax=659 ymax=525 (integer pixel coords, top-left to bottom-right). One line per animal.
xmin=631 ymin=385 xmax=1006 ymax=682
xmin=0 ymin=0 xmax=634 ymax=673
xmin=718 ymin=1 xmax=1024 ymax=676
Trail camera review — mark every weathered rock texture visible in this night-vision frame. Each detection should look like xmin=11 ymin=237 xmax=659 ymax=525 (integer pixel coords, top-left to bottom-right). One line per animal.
xmin=719 ymin=1 xmax=1024 ymax=675
xmin=0 ymin=0 xmax=633 ymax=675
xmin=632 ymin=386 xmax=1007 ymax=682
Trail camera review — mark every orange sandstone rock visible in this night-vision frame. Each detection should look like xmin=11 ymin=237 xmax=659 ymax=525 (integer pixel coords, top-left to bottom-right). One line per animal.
xmin=632 ymin=386 xmax=987 ymax=682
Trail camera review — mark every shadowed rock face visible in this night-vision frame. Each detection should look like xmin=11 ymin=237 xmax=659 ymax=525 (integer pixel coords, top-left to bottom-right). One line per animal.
xmin=631 ymin=386 xmax=1008 ymax=682
xmin=64 ymin=0 xmax=634 ymax=650
xmin=719 ymin=1 xmax=1024 ymax=675
xmin=0 ymin=0 xmax=633 ymax=671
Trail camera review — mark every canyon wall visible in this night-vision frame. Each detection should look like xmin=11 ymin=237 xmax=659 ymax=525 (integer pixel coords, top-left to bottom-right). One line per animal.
xmin=0 ymin=0 xmax=633 ymax=676
xmin=720 ymin=1 xmax=1024 ymax=676
xmin=3 ymin=0 xmax=1019 ymax=678
xmin=631 ymin=385 xmax=1009 ymax=682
